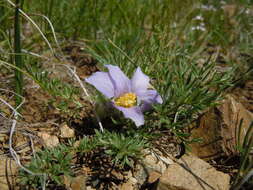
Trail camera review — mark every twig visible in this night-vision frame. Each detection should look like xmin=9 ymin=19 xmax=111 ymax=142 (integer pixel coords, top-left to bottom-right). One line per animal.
xmin=0 ymin=88 xmax=23 ymax=118
xmin=28 ymin=134 xmax=36 ymax=158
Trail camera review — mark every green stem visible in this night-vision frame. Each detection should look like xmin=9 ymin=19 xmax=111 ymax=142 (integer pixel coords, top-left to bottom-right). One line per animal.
xmin=14 ymin=0 xmax=23 ymax=108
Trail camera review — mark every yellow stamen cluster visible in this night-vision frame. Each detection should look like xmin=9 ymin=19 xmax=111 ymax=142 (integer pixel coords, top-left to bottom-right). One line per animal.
xmin=114 ymin=93 xmax=137 ymax=108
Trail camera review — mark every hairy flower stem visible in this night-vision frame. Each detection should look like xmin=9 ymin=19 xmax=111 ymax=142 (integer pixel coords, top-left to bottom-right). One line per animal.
xmin=14 ymin=0 xmax=23 ymax=108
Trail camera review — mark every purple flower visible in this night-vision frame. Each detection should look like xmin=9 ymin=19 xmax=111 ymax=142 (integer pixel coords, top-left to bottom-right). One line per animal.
xmin=85 ymin=65 xmax=162 ymax=127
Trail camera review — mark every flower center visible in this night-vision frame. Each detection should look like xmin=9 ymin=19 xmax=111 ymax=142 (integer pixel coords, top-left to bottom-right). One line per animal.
xmin=114 ymin=93 xmax=137 ymax=108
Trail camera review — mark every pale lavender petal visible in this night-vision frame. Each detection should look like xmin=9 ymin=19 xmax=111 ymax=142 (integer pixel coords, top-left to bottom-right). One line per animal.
xmin=85 ymin=72 xmax=114 ymax=98
xmin=138 ymin=90 xmax=163 ymax=111
xmin=131 ymin=67 xmax=150 ymax=96
xmin=138 ymin=90 xmax=163 ymax=103
xmin=140 ymin=102 xmax=153 ymax=112
xmin=114 ymin=105 xmax=144 ymax=127
xmin=105 ymin=65 xmax=131 ymax=97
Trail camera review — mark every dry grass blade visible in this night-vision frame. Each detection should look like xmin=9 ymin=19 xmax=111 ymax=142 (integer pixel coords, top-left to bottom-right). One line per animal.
xmin=5 ymin=0 xmax=55 ymax=55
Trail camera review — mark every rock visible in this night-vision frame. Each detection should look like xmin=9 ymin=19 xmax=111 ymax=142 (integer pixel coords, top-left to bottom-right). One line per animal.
xmin=157 ymin=154 xmax=230 ymax=190
xmin=134 ymin=164 xmax=148 ymax=185
xmin=0 ymin=156 xmax=18 ymax=190
xmin=63 ymin=175 xmax=87 ymax=190
xmin=0 ymin=134 xmax=6 ymax=142
xmin=119 ymin=177 xmax=138 ymax=190
xmin=86 ymin=186 xmax=96 ymax=190
xmin=189 ymin=95 xmax=253 ymax=160
xmin=128 ymin=176 xmax=138 ymax=185
xmin=218 ymin=95 xmax=253 ymax=153
xmin=142 ymin=149 xmax=174 ymax=173
xmin=233 ymin=80 xmax=253 ymax=112
xmin=134 ymin=149 xmax=174 ymax=186
xmin=38 ymin=132 xmax=59 ymax=148
xmin=119 ymin=180 xmax=135 ymax=190
xmin=148 ymin=171 xmax=161 ymax=183
xmin=70 ymin=175 xmax=87 ymax=190
xmin=60 ymin=123 xmax=75 ymax=138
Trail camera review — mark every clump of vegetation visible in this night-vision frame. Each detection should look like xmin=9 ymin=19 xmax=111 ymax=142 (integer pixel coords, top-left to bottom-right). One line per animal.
xmin=19 ymin=130 xmax=148 ymax=188
xmin=19 ymin=144 xmax=73 ymax=189
xmin=151 ymin=53 xmax=233 ymax=141
xmin=76 ymin=130 xmax=148 ymax=168
xmin=94 ymin=130 xmax=148 ymax=167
